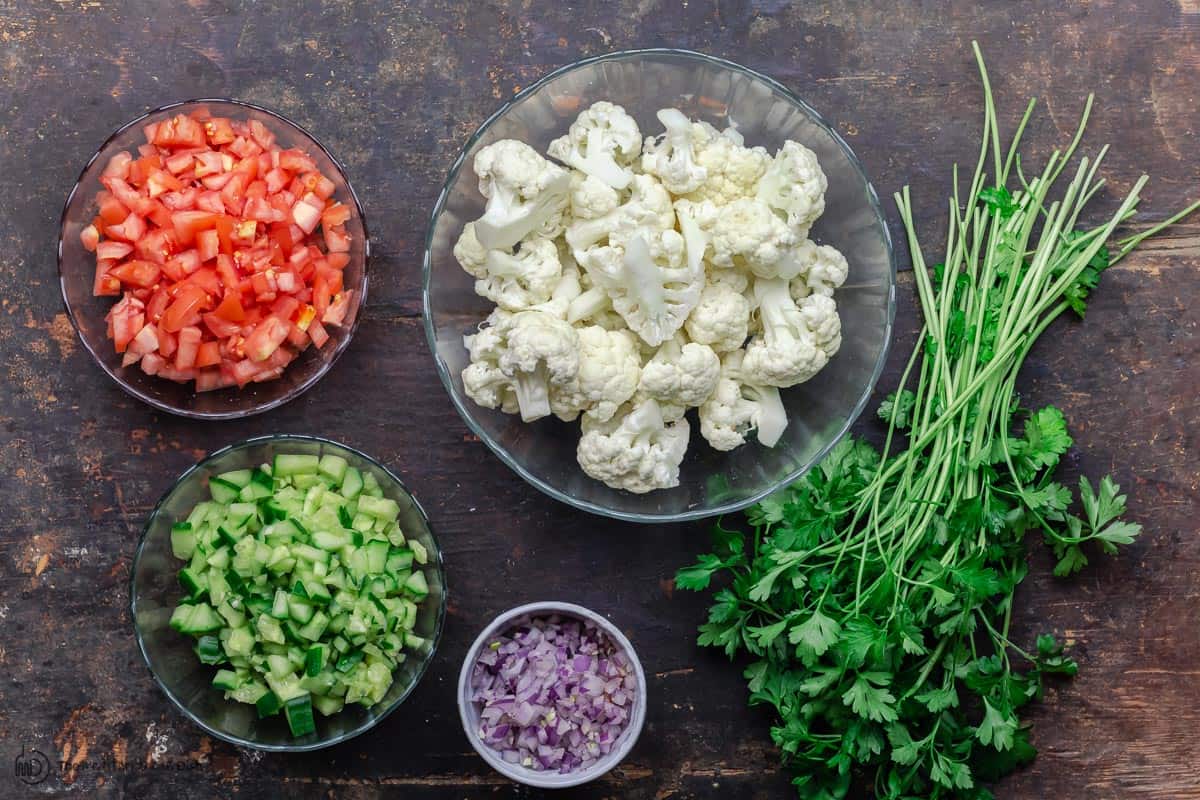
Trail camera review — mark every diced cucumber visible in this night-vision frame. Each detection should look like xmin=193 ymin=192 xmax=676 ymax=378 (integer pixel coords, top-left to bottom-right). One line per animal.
xmin=340 ymin=467 xmax=364 ymax=500
xmin=208 ymin=477 xmax=241 ymax=504
xmin=171 ymin=523 xmax=197 ymax=560
xmin=170 ymin=603 xmax=223 ymax=635
xmin=256 ymin=690 xmax=283 ymax=718
xmin=230 ymin=680 xmax=268 ymax=705
xmin=364 ymin=540 xmax=389 ymax=574
xmin=408 ymin=540 xmax=428 ymax=565
xmin=312 ymin=530 xmax=348 ymax=551
xmin=356 ymin=495 xmax=400 ymax=523
xmin=216 ymin=469 xmax=254 ymax=488
xmin=224 ymin=626 xmax=256 ymax=658
xmin=312 ymin=693 xmax=344 ymax=717
xmin=402 ymin=571 xmax=429 ymax=599
xmin=284 ymin=694 xmax=316 ymax=737
xmin=274 ymin=454 xmax=320 ymax=477
xmin=318 ymin=454 xmax=348 ymax=484
xmin=212 ymin=669 xmax=241 ymax=691
xmin=305 ymin=644 xmax=328 ymax=677
xmin=288 ymin=597 xmax=315 ymax=624
xmin=385 ymin=548 xmax=414 ymax=574
xmin=179 ymin=567 xmax=207 ymax=600
xmin=256 ymin=614 xmax=286 ymax=645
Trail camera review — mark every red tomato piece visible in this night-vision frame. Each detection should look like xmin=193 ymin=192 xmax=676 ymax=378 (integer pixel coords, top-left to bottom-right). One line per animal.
xmin=106 ymin=213 xmax=146 ymax=243
xmin=162 ymin=283 xmax=209 ymax=332
xmin=243 ymin=316 xmax=289 ymax=362
xmin=110 ymin=259 xmax=161 ymax=288
xmin=96 ymin=241 xmax=134 ymax=261
xmin=94 ymin=260 xmax=121 ymax=297
xmin=80 ymin=224 xmax=100 ymax=252
xmin=196 ymin=229 xmax=220 ymax=262
xmin=324 ymin=225 xmax=350 ymax=253
xmin=194 ymin=340 xmax=222 ymax=368
xmin=171 ymin=211 xmax=217 ymax=245
xmin=108 ymin=294 xmax=145 ymax=353
xmin=175 ymin=326 xmax=202 ymax=369
xmin=322 ymin=291 xmax=354 ymax=327
xmin=308 ymin=319 xmax=329 ymax=348
xmin=103 ymin=151 xmax=133 ymax=179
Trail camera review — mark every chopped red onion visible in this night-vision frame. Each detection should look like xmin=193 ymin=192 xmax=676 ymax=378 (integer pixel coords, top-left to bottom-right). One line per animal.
xmin=470 ymin=614 xmax=637 ymax=774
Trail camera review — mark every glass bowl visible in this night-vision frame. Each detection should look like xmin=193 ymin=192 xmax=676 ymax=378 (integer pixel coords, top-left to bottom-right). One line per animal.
xmin=457 ymin=601 xmax=647 ymax=788
xmin=130 ymin=435 xmax=446 ymax=752
xmin=59 ymin=100 xmax=370 ymax=419
xmin=423 ymin=49 xmax=896 ymax=522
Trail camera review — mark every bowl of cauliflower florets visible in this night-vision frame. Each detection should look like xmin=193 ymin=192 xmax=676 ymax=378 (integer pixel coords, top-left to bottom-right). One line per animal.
xmin=423 ymin=49 xmax=895 ymax=522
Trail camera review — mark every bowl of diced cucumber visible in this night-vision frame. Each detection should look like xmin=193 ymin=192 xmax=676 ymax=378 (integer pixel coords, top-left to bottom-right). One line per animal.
xmin=130 ymin=434 xmax=446 ymax=751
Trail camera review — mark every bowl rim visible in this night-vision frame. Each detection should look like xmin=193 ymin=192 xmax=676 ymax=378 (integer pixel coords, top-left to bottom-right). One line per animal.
xmin=456 ymin=601 xmax=648 ymax=788
xmin=58 ymin=98 xmax=372 ymax=420
xmin=421 ymin=47 xmax=897 ymax=523
xmin=129 ymin=433 xmax=447 ymax=752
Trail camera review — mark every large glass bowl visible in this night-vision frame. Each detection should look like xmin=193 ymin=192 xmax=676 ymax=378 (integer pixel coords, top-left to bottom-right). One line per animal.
xmin=130 ymin=435 xmax=446 ymax=752
xmin=59 ymin=100 xmax=369 ymax=419
xmin=423 ymin=49 xmax=896 ymax=522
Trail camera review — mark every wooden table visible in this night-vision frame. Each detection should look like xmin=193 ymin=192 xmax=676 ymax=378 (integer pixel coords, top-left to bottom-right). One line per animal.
xmin=1 ymin=1 xmax=1197 ymax=797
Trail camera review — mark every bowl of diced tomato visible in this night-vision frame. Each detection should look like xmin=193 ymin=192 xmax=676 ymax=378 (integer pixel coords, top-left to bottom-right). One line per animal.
xmin=59 ymin=99 xmax=369 ymax=418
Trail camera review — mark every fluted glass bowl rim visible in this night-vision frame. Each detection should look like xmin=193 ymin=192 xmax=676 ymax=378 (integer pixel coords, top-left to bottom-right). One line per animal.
xmin=422 ymin=48 xmax=897 ymax=523
xmin=58 ymin=98 xmax=371 ymax=420
xmin=129 ymin=434 xmax=447 ymax=752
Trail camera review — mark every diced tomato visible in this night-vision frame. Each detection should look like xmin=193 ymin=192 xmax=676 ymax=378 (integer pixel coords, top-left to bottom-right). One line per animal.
xmin=202 ymin=311 xmax=242 ymax=339
xmin=108 ymin=294 xmax=145 ymax=353
xmin=308 ymin=319 xmax=329 ymax=348
xmin=98 ymin=193 xmax=129 ymax=225
xmin=175 ymin=326 xmax=202 ymax=369
xmin=106 ymin=213 xmax=146 ymax=242
xmin=86 ymin=112 xmax=354 ymax=392
xmin=187 ymin=267 xmax=221 ymax=297
xmin=127 ymin=323 xmax=160 ymax=357
xmin=324 ymin=225 xmax=350 ymax=253
xmin=103 ymin=151 xmax=133 ymax=179
xmin=322 ymin=291 xmax=354 ymax=327
xmin=162 ymin=283 xmax=209 ymax=332
xmin=196 ymin=229 xmax=219 ymax=262
xmin=213 ymin=291 xmax=246 ymax=322
xmin=80 ymin=224 xmax=100 ymax=252
xmin=194 ymin=340 xmax=222 ymax=368
xmin=204 ymin=117 xmax=236 ymax=145
xmin=170 ymin=211 xmax=217 ymax=245
xmin=110 ymin=259 xmax=161 ymax=288
xmin=93 ymin=260 xmax=121 ymax=297
xmin=97 ymin=241 xmax=134 ymax=261
xmin=279 ymin=149 xmax=317 ymax=173
xmin=196 ymin=191 xmax=225 ymax=214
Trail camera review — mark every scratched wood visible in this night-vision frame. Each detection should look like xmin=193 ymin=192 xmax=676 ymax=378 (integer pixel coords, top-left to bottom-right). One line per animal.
xmin=0 ymin=1 xmax=1197 ymax=798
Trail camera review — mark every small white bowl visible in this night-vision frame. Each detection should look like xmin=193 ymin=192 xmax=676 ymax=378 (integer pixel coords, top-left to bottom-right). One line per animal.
xmin=457 ymin=601 xmax=648 ymax=788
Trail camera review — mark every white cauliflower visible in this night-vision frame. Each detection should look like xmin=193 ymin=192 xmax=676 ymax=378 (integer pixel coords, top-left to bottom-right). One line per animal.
xmin=565 ymin=174 xmax=675 ymax=258
xmin=707 ymin=197 xmax=799 ymax=278
xmin=473 ymin=139 xmax=571 ymax=250
xmin=551 ymin=325 xmax=642 ymax=423
xmin=757 ymin=140 xmax=828 ymax=236
xmin=789 ymin=240 xmax=849 ymax=297
xmin=532 ymin=258 xmax=582 ymax=319
xmin=639 ymin=335 xmax=720 ymax=410
xmin=452 ymin=221 xmax=489 ymax=277
xmin=472 ymin=237 xmax=562 ymax=311
xmin=699 ymin=350 xmax=788 ymax=450
xmin=640 ymin=108 xmax=709 ymax=195
xmin=577 ymin=398 xmax=690 ymax=493
xmin=685 ymin=282 xmax=751 ymax=353
xmin=798 ymin=293 xmax=842 ymax=356
xmin=461 ymin=310 xmax=579 ymax=422
xmin=582 ymin=227 xmax=704 ymax=348
xmin=569 ymin=173 xmax=621 ymax=220
xmin=548 ymin=102 xmax=642 ymax=190
xmin=740 ymin=277 xmax=832 ymax=387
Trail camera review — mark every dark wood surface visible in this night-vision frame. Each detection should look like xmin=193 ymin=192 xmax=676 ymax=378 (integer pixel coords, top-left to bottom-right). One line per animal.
xmin=1 ymin=1 xmax=1197 ymax=798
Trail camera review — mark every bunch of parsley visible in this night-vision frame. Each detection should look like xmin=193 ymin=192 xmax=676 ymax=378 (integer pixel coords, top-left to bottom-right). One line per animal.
xmin=677 ymin=43 xmax=1198 ymax=799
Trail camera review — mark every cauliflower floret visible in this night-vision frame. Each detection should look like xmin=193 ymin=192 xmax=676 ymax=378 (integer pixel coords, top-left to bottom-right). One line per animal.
xmin=577 ymin=398 xmax=690 ymax=493
xmin=639 ymin=335 xmax=720 ymax=409
xmin=453 ymin=221 xmax=489 ymax=278
xmin=565 ymin=174 xmax=675 ymax=258
xmin=757 ymin=140 xmax=828 ymax=237
xmin=472 ymin=140 xmax=571 ymax=250
xmin=685 ymin=126 xmax=771 ymax=205
xmin=472 ymin=237 xmax=562 ymax=311
xmin=741 ymin=277 xmax=835 ymax=387
xmin=685 ymin=282 xmax=750 ymax=353
xmin=461 ymin=310 xmax=579 ymax=422
xmin=570 ymin=173 xmax=621 ymax=220
xmin=551 ymin=326 xmax=642 ymax=423
xmin=790 ymin=240 xmax=849 ymax=297
xmin=641 ymin=108 xmax=710 ymax=195
xmin=798 ymin=293 xmax=842 ymax=357
xmin=582 ymin=227 xmax=704 ymax=347
xmin=699 ymin=350 xmax=788 ymax=450
xmin=548 ymin=102 xmax=642 ymax=190
xmin=707 ymin=197 xmax=799 ymax=277
xmin=531 ymin=258 xmax=582 ymax=319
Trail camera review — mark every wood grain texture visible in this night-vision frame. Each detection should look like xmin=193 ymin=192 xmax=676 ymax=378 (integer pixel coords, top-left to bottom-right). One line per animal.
xmin=0 ymin=0 xmax=1197 ymax=797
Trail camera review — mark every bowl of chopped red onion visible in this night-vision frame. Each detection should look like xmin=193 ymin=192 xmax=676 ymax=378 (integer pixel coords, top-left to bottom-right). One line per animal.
xmin=457 ymin=601 xmax=647 ymax=788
